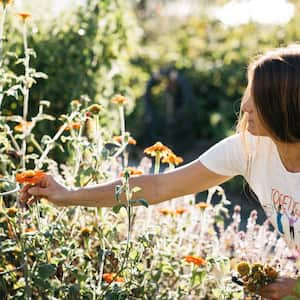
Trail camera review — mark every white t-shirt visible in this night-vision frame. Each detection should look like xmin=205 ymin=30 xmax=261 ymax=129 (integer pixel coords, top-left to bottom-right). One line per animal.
xmin=199 ymin=132 xmax=300 ymax=249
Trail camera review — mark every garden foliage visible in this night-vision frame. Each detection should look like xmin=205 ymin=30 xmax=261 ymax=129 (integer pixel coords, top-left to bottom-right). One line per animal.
xmin=0 ymin=1 xmax=300 ymax=299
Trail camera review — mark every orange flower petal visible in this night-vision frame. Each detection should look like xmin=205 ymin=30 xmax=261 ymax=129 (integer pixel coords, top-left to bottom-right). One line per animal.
xmin=15 ymin=170 xmax=45 ymax=184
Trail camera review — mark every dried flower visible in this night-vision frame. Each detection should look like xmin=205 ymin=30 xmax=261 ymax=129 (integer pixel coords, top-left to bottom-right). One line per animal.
xmin=111 ymin=95 xmax=128 ymax=105
xmin=184 ymin=255 xmax=206 ymax=266
xmin=264 ymin=265 xmax=278 ymax=280
xmin=15 ymin=170 xmax=45 ymax=184
xmin=162 ymin=152 xmax=183 ymax=166
xmin=16 ymin=12 xmax=31 ymax=21
xmin=144 ymin=142 xmax=172 ymax=157
xmin=102 ymin=273 xmax=125 ymax=283
xmin=14 ymin=121 xmax=33 ymax=133
xmin=237 ymin=261 xmax=250 ymax=277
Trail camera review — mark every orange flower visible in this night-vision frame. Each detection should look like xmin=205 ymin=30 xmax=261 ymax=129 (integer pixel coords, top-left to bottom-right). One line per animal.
xmin=111 ymin=95 xmax=128 ymax=105
xmin=158 ymin=208 xmax=174 ymax=216
xmin=162 ymin=152 xmax=183 ymax=166
xmin=120 ymin=167 xmax=143 ymax=177
xmin=6 ymin=207 xmax=17 ymax=217
xmin=63 ymin=122 xmax=81 ymax=131
xmin=14 ymin=121 xmax=33 ymax=133
xmin=113 ymin=135 xmax=137 ymax=145
xmin=15 ymin=170 xmax=45 ymax=184
xmin=184 ymin=255 xmax=206 ymax=266
xmin=80 ymin=226 xmax=93 ymax=237
xmin=16 ymin=12 xmax=31 ymax=21
xmin=102 ymin=273 xmax=125 ymax=283
xmin=144 ymin=142 xmax=172 ymax=157
xmin=196 ymin=202 xmax=209 ymax=210
xmin=175 ymin=207 xmax=187 ymax=215
xmin=87 ymin=104 xmax=102 ymax=114
xmin=23 ymin=227 xmax=37 ymax=233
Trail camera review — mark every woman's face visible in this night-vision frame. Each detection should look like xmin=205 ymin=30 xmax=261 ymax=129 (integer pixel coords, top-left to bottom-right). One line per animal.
xmin=241 ymin=95 xmax=269 ymax=137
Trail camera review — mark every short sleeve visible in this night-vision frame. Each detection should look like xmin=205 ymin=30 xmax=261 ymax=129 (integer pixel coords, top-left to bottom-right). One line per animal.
xmin=199 ymin=134 xmax=248 ymax=177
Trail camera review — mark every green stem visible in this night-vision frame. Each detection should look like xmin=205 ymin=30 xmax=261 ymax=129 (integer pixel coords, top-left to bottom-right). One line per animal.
xmin=0 ymin=4 xmax=8 ymax=111
xmin=154 ymin=152 xmax=161 ymax=174
xmin=21 ymin=22 xmax=30 ymax=170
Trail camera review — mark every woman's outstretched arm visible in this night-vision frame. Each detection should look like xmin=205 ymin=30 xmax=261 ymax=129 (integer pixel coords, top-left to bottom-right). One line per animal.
xmin=21 ymin=159 xmax=231 ymax=207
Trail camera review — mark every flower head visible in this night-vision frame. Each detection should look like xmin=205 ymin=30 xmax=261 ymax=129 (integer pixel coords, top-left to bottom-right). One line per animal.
xmin=120 ymin=167 xmax=143 ymax=177
xmin=102 ymin=273 xmax=125 ymax=283
xmin=158 ymin=208 xmax=174 ymax=216
xmin=237 ymin=261 xmax=250 ymax=277
xmin=14 ymin=121 xmax=33 ymax=133
xmin=175 ymin=207 xmax=187 ymax=215
xmin=184 ymin=255 xmax=206 ymax=266
xmin=87 ymin=104 xmax=102 ymax=114
xmin=80 ymin=226 xmax=93 ymax=237
xmin=16 ymin=12 xmax=31 ymax=21
xmin=16 ymin=170 xmax=45 ymax=184
xmin=111 ymin=95 xmax=128 ymax=105
xmin=6 ymin=207 xmax=17 ymax=217
xmin=63 ymin=122 xmax=81 ymax=131
xmin=144 ymin=142 xmax=172 ymax=157
xmin=162 ymin=152 xmax=183 ymax=166
xmin=113 ymin=135 xmax=137 ymax=145
xmin=196 ymin=202 xmax=209 ymax=210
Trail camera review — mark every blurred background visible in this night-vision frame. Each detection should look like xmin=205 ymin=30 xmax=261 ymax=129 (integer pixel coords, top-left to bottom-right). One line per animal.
xmin=2 ymin=0 xmax=300 ymax=212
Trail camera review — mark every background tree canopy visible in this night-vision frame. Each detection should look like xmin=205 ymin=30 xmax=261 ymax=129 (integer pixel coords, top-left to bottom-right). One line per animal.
xmin=2 ymin=0 xmax=300 ymax=160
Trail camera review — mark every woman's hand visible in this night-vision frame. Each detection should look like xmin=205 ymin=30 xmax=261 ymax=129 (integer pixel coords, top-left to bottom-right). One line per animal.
xmin=257 ymin=277 xmax=297 ymax=300
xmin=20 ymin=174 xmax=72 ymax=207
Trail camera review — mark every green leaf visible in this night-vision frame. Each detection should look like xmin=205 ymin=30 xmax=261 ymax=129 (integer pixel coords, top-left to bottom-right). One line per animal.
xmin=112 ymin=204 xmax=125 ymax=214
xmin=131 ymin=186 xmax=141 ymax=193
xmin=282 ymin=296 xmax=298 ymax=300
xmin=36 ymin=263 xmax=56 ymax=279
xmin=138 ymin=199 xmax=149 ymax=208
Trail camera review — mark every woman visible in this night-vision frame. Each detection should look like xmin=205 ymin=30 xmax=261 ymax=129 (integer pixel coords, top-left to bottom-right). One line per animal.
xmin=21 ymin=45 xmax=300 ymax=299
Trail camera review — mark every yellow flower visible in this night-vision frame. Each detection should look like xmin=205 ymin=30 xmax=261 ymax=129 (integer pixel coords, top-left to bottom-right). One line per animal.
xmin=111 ymin=95 xmax=128 ymax=105
xmin=16 ymin=12 xmax=31 ymax=21
xmin=144 ymin=142 xmax=172 ymax=157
